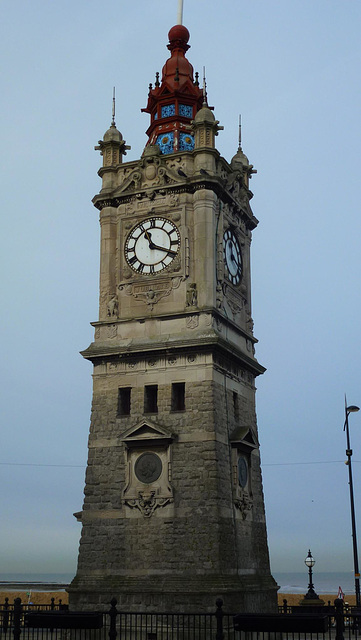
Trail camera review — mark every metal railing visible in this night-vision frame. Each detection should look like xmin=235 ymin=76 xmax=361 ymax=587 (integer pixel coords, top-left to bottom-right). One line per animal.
xmin=1 ymin=595 xmax=360 ymax=640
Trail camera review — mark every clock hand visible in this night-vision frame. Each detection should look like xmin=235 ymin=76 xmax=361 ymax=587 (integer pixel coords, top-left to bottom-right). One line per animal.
xmin=229 ymin=242 xmax=239 ymax=266
xmin=149 ymin=241 xmax=178 ymax=256
xmin=143 ymin=229 xmax=152 ymax=245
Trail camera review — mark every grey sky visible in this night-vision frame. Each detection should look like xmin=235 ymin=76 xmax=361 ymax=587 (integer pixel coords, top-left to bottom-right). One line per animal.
xmin=1 ymin=0 xmax=361 ymax=577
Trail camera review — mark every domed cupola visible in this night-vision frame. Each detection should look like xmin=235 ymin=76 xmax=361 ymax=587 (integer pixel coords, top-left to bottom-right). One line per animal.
xmin=230 ymin=117 xmax=257 ymax=188
xmin=142 ymin=25 xmax=204 ymax=154
xmin=95 ymin=92 xmax=130 ymax=168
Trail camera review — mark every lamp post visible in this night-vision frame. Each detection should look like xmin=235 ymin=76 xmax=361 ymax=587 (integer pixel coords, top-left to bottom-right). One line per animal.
xmin=344 ymin=399 xmax=360 ymax=607
xmin=304 ymin=550 xmax=320 ymax=600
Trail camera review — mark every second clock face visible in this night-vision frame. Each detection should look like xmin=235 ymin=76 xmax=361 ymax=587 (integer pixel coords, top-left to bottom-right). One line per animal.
xmin=125 ymin=217 xmax=180 ymax=275
xmin=223 ymin=229 xmax=242 ymax=285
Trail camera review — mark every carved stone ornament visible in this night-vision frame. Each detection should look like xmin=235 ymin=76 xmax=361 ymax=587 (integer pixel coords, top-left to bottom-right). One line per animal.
xmin=186 ymin=282 xmax=197 ymax=307
xmin=119 ymin=276 xmax=183 ymax=310
xmin=107 ymin=294 xmax=119 ymax=318
xmin=226 ymin=293 xmax=244 ymax=320
xmin=216 ymin=282 xmax=224 ymax=309
xmin=125 ymin=491 xmax=173 ymax=518
xmin=112 ymin=150 xmax=191 ymax=199
xmin=121 ymin=419 xmax=174 ymax=518
xmin=231 ymin=431 xmax=258 ymax=520
xmin=134 ymin=452 xmax=162 ymax=483
xmin=246 ymin=316 xmax=254 ymax=334
xmin=106 ymin=324 xmax=118 ymax=339
xmin=168 ymin=194 xmax=180 ymax=208
xmin=186 ymin=314 xmax=199 ymax=329
xmin=235 ymin=491 xmax=253 ymax=520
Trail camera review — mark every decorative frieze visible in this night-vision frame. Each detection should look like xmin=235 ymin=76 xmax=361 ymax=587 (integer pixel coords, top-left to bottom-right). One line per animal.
xmin=119 ymin=276 xmax=183 ymax=310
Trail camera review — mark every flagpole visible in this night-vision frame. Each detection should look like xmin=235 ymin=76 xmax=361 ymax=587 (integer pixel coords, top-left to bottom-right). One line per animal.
xmin=177 ymin=0 xmax=184 ymax=25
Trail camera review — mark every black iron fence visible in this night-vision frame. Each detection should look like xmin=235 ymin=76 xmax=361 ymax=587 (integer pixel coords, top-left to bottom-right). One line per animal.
xmin=0 ymin=597 xmax=66 ymax=613
xmin=1 ymin=595 xmax=360 ymax=640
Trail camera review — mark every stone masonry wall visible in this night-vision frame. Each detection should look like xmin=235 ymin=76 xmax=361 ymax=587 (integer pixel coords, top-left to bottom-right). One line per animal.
xmin=76 ymin=356 xmax=270 ymax=579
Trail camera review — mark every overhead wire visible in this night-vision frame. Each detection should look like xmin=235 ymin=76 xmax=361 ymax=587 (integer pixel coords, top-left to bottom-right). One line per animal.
xmin=0 ymin=460 xmax=359 ymax=468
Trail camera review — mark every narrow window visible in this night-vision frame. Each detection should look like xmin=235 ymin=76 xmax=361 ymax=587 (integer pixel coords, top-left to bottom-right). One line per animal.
xmin=144 ymin=385 xmax=158 ymax=413
xmin=118 ymin=387 xmax=131 ymax=416
xmin=171 ymin=382 xmax=185 ymax=411
xmin=233 ymin=392 xmax=239 ymax=421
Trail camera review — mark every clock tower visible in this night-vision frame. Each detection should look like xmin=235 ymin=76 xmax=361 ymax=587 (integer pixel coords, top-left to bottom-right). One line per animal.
xmin=69 ymin=23 xmax=277 ymax=613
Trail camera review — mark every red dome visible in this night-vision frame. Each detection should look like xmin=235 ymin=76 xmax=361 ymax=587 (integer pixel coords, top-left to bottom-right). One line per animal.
xmin=142 ymin=24 xmax=204 ymax=153
xmin=168 ymin=25 xmax=190 ymax=44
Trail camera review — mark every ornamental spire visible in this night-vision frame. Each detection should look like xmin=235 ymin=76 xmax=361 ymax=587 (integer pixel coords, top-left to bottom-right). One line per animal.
xmin=111 ymin=87 xmax=116 ymax=127
xmin=95 ymin=88 xmax=130 ymax=167
xmin=141 ymin=24 xmax=204 ymax=154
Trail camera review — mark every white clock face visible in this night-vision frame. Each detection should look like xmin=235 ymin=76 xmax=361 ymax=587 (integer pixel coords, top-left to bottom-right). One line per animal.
xmin=223 ymin=229 xmax=242 ymax=285
xmin=125 ymin=217 xmax=180 ymax=275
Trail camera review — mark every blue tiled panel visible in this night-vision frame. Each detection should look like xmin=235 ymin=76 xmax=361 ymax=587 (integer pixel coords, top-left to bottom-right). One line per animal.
xmin=156 ymin=132 xmax=174 ymax=154
xmin=179 ymin=132 xmax=195 ymax=151
xmin=179 ymin=104 xmax=193 ymax=118
xmin=161 ymin=104 xmax=176 ymax=118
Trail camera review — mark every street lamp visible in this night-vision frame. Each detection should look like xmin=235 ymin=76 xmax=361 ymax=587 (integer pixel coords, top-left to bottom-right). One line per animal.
xmin=304 ymin=550 xmax=320 ymax=600
xmin=344 ymin=398 xmax=360 ymax=607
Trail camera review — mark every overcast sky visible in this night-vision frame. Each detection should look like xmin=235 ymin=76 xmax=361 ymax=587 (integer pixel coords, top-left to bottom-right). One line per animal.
xmin=1 ymin=0 xmax=361 ymax=583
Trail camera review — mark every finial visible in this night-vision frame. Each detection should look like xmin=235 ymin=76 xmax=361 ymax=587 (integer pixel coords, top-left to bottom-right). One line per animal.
xmin=238 ymin=114 xmax=242 ymax=150
xmin=194 ymin=71 xmax=199 ymax=87
xmin=177 ymin=0 xmax=184 ymax=25
xmin=111 ymin=87 xmax=116 ymax=126
xmin=155 ymin=72 xmax=160 ymax=87
xmin=202 ymin=66 xmax=207 ymax=105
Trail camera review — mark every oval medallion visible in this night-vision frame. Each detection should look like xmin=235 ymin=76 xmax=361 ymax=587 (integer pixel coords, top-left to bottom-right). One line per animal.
xmin=135 ymin=452 xmax=162 ymax=484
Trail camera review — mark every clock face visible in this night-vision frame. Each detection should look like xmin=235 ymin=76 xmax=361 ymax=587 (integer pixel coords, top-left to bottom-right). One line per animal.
xmin=125 ymin=217 xmax=180 ymax=275
xmin=223 ymin=229 xmax=242 ymax=285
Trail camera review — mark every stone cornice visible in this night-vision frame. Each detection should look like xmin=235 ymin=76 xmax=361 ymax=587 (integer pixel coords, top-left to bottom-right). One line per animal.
xmin=80 ymin=333 xmax=266 ymax=376
xmin=92 ymin=173 xmax=258 ymax=230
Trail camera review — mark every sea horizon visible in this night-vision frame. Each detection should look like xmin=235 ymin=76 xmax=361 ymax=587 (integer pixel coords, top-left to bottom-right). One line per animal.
xmin=0 ymin=571 xmax=356 ymax=595
xmin=273 ymin=571 xmax=356 ymax=595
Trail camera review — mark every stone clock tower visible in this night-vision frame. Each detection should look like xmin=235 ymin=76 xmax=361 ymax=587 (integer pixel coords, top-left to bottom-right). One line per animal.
xmin=68 ymin=23 xmax=277 ymax=613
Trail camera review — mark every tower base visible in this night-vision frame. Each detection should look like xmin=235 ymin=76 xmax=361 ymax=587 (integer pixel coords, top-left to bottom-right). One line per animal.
xmin=68 ymin=574 xmax=278 ymax=613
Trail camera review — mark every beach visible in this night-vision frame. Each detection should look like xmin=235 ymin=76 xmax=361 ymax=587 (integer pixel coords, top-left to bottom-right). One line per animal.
xmin=0 ymin=590 xmax=68 ymax=606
